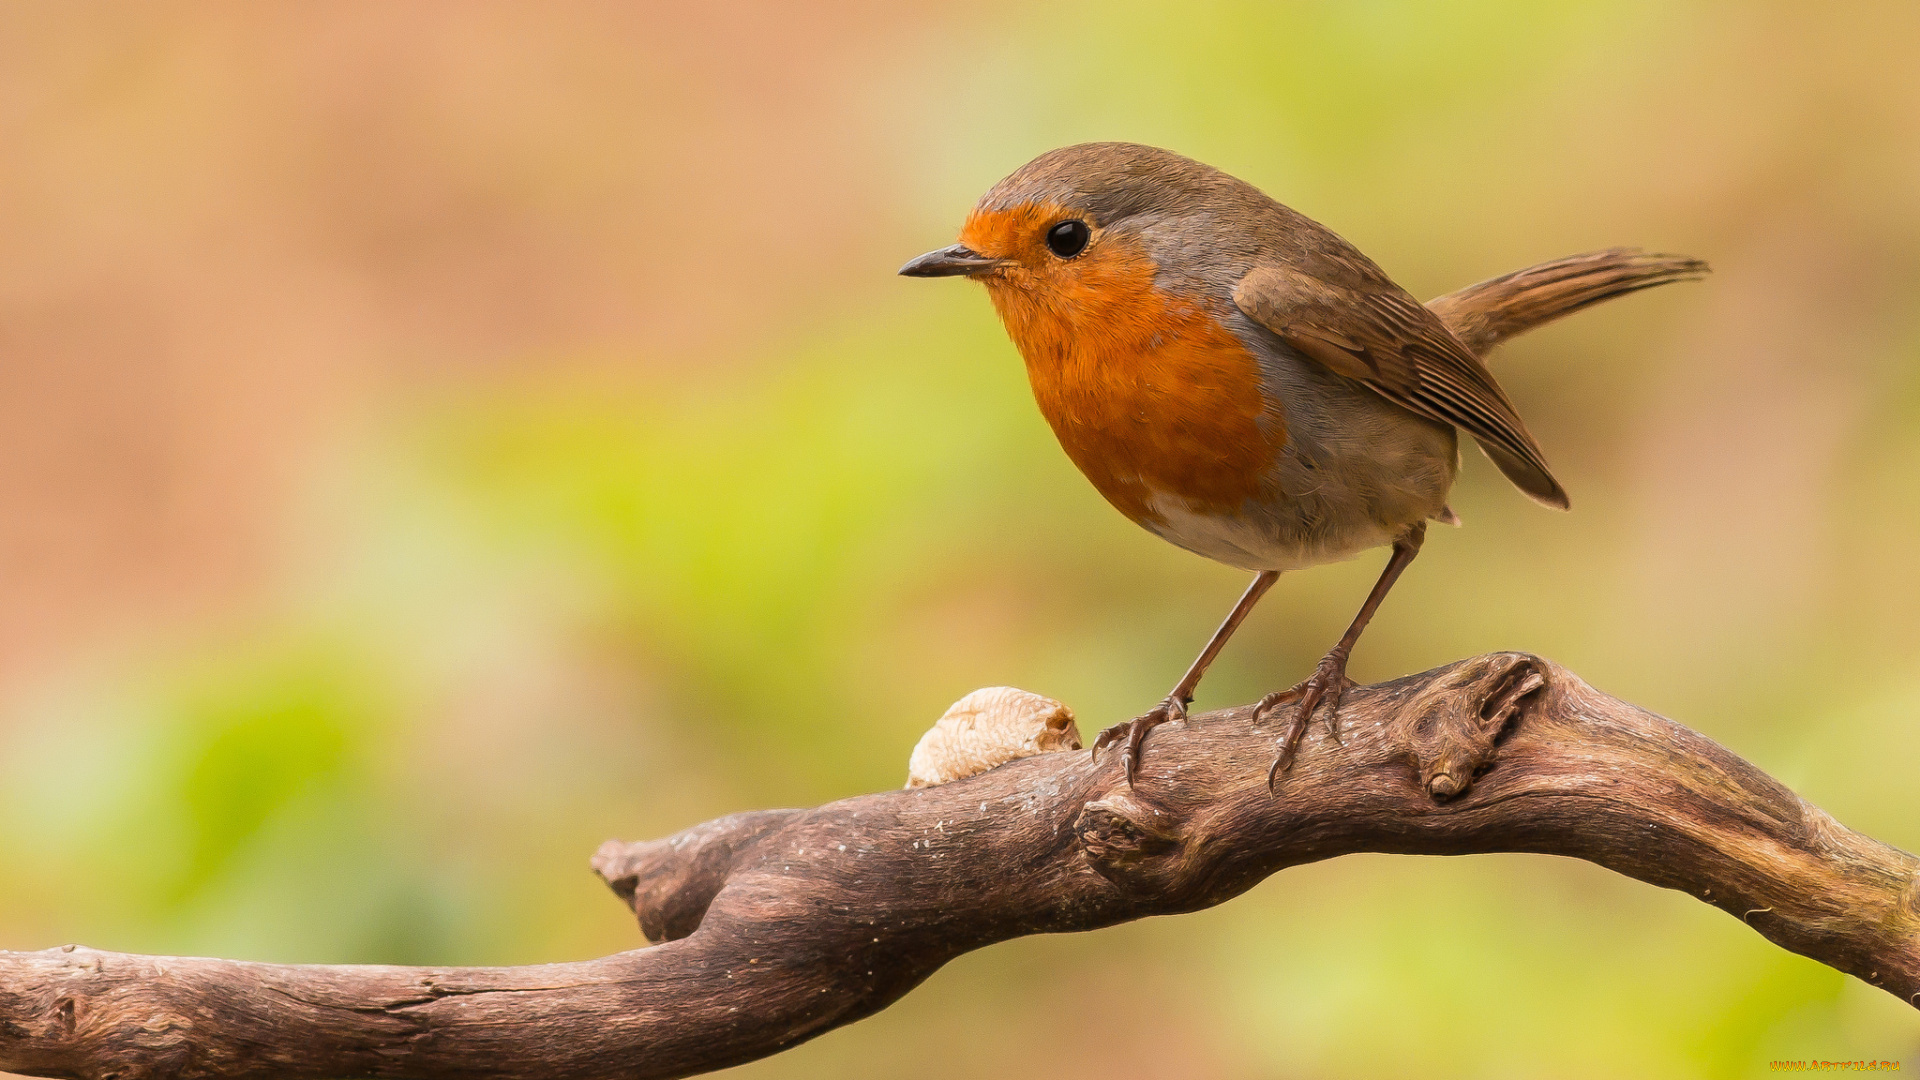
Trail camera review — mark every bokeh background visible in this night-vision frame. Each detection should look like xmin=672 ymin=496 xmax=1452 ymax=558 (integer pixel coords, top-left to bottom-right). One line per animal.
xmin=2 ymin=2 xmax=1918 ymax=1077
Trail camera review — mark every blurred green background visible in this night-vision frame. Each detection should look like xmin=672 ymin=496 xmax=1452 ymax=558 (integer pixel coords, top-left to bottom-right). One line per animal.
xmin=2 ymin=2 xmax=1917 ymax=1077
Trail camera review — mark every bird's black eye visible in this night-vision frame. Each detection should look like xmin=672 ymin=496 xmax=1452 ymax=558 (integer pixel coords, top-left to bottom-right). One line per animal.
xmin=1045 ymin=219 xmax=1090 ymax=259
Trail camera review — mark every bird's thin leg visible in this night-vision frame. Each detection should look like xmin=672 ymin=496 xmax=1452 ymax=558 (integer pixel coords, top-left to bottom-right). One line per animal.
xmin=1260 ymin=522 xmax=1427 ymax=788
xmin=1094 ymin=569 xmax=1281 ymax=785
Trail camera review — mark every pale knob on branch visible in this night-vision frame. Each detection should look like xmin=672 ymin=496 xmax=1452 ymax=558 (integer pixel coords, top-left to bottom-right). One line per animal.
xmin=906 ymin=687 xmax=1082 ymax=788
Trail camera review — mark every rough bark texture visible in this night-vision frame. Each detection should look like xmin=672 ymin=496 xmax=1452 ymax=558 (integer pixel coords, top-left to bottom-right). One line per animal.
xmin=2 ymin=653 xmax=1915 ymax=1080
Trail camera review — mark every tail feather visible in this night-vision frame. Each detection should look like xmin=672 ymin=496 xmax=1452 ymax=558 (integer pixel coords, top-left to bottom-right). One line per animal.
xmin=1426 ymin=248 xmax=1708 ymax=355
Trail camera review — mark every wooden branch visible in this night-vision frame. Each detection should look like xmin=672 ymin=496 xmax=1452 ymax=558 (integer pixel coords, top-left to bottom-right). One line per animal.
xmin=2 ymin=653 xmax=1915 ymax=1080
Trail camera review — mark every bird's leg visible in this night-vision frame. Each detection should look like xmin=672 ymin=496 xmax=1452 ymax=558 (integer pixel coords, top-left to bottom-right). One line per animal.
xmin=1094 ymin=569 xmax=1280 ymax=785
xmin=1259 ymin=522 xmax=1427 ymax=788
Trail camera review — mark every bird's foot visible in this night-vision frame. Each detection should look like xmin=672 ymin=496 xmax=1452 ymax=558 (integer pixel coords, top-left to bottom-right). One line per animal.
xmin=1092 ymin=694 xmax=1188 ymax=787
xmin=1254 ymin=650 xmax=1354 ymax=790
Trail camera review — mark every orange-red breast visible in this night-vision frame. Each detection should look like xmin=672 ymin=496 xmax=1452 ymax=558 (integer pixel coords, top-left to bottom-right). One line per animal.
xmin=902 ymin=142 xmax=1705 ymax=785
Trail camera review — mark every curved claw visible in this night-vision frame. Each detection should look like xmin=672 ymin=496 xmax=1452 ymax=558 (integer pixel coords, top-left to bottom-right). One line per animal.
xmin=1092 ymin=696 xmax=1188 ymax=787
xmin=1258 ymin=654 xmax=1354 ymax=791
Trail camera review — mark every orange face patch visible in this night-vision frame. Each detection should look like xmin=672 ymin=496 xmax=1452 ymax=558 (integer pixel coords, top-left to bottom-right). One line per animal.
xmin=958 ymin=204 xmax=1287 ymax=526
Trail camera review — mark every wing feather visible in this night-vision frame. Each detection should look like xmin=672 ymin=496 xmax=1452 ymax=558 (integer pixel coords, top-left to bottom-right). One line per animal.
xmin=1233 ymin=263 xmax=1570 ymax=509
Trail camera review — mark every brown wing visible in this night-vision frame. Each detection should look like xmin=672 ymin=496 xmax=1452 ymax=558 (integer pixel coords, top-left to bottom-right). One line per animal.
xmin=1234 ymin=263 xmax=1570 ymax=510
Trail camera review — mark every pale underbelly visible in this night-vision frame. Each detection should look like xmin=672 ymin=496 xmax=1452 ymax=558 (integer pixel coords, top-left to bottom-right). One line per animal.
xmin=1139 ymin=493 xmax=1401 ymax=571
xmin=1132 ymin=429 xmax=1458 ymax=572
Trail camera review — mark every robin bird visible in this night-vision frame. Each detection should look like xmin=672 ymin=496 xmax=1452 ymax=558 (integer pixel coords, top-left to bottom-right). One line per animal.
xmin=901 ymin=142 xmax=1704 ymax=786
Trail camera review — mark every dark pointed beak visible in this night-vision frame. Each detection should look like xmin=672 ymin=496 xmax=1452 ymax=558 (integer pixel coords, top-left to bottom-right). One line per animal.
xmin=898 ymin=244 xmax=1006 ymax=278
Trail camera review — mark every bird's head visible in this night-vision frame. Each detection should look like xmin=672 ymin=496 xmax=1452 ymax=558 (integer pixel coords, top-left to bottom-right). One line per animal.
xmin=901 ymin=142 xmax=1261 ymax=344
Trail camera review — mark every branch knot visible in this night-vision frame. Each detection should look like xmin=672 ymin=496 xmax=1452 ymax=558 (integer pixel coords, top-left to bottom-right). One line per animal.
xmin=1074 ymin=793 xmax=1183 ymax=885
xmin=1404 ymin=652 xmax=1545 ymax=800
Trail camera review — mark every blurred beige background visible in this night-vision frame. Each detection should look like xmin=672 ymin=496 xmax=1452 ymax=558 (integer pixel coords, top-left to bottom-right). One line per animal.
xmin=2 ymin=2 xmax=1917 ymax=1077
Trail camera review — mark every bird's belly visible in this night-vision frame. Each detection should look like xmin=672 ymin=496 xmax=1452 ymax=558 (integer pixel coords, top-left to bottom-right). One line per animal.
xmin=1137 ymin=408 xmax=1459 ymax=572
xmin=1139 ymin=494 xmax=1397 ymax=571
xmin=996 ymin=269 xmax=1457 ymax=572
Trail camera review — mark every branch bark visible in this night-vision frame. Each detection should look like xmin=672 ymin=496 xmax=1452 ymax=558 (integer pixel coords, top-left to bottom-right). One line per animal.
xmin=2 ymin=653 xmax=1915 ymax=1080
